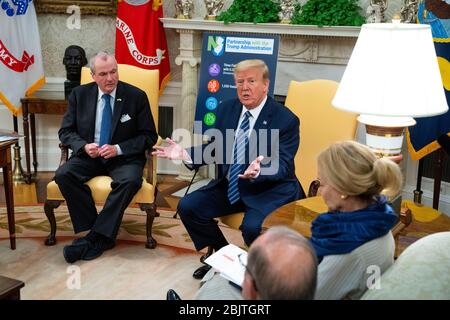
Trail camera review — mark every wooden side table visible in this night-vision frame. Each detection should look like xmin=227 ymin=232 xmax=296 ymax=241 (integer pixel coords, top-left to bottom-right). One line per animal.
xmin=21 ymin=94 xmax=67 ymax=183
xmin=0 ymin=139 xmax=18 ymax=249
xmin=0 ymin=275 xmax=25 ymax=300
xmin=262 ymin=196 xmax=327 ymax=237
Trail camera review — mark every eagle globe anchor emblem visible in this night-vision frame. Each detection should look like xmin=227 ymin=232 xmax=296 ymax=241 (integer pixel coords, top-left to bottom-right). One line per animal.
xmin=0 ymin=0 xmax=32 ymax=16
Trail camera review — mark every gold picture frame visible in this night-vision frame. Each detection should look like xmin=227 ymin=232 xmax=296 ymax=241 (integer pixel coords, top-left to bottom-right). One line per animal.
xmin=34 ymin=0 xmax=117 ymax=16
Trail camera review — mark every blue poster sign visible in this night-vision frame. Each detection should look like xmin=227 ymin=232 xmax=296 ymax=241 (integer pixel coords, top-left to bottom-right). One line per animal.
xmin=195 ymin=33 xmax=279 ymax=133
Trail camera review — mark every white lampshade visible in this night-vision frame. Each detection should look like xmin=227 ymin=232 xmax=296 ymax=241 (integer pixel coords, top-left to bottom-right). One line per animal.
xmin=332 ymin=23 xmax=448 ymax=118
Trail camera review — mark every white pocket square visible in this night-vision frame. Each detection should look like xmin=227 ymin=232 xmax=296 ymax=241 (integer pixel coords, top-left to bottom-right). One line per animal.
xmin=120 ymin=114 xmax=131 ymax=123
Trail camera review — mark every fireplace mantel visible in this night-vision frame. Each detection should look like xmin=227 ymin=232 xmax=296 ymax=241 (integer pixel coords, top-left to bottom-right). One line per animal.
xmin=160 ymin=18 xmax=361 ymax=38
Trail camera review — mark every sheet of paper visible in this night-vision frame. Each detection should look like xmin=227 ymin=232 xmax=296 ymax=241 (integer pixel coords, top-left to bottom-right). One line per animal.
xmin=204 ymin=243 xmax=247 ymax=286
xmin=0 ymin=129 xmax=20 ymax=143
xmin=0 ymin=136 xmax=17 ymax=142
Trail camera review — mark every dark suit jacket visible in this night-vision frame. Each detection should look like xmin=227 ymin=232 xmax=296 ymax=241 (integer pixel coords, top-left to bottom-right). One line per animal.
xmin=189 ymin=96 xmax=305 ymax=212
xmin=59 ymin=81 xmax=157 ymax=162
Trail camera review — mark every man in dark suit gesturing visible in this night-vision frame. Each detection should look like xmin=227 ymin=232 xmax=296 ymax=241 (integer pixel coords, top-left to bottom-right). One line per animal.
xmin=55 ymin=52 xmax=157 ymax=263
xmin=153 ymin=59 xmax=305 ymax=278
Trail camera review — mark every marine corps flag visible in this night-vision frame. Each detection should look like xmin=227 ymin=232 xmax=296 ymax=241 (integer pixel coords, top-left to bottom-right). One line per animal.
xmin=406 ymin=0 xmax=450 ymax=160
xmin=0 ymin=0 xmax=45 ymax=116
xmin=115 ymin=0 xmax=170 ymax=94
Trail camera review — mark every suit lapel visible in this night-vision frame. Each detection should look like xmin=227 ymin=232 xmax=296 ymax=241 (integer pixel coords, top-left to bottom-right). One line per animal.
xmin=226 ymin=99 xmax=244 ymax=161
xmin=252 ymin=96 xmax=273 ymax=133
xmin=110 ymin=81 xmax=124 ymax=136
xmin=87 ymin=83 xmax=98 ymax=142
xmin=228 ymin=99 xmax=243 ymax=130
xmin=221 ymin=100 xmax=242 ymax=176
xmin=249 ymin=96 xmax=274 ymax=160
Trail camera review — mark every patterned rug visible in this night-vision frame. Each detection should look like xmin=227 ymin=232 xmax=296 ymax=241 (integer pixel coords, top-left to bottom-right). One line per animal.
xmin=0 ymin=205 xmax=245 ymax=251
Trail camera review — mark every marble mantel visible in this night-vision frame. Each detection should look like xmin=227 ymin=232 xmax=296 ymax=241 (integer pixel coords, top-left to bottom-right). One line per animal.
xmin=161 ymin=18 xmax=361 ymax=37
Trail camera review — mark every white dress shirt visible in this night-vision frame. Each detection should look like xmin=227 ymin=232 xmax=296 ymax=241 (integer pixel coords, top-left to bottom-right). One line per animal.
xmin=235 ymin=95 xmax=267 ymax=138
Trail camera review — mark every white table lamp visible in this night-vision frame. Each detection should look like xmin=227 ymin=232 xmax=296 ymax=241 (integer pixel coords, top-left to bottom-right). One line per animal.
xmin=332 ymin=22 xmax=448 ymax=156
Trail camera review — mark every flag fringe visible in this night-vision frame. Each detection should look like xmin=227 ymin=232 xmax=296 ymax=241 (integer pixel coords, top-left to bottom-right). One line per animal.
xmin=26 ymin=76 xmax=46 ymax=97
xmin=0 ymin=91 xmax=21 ymax=116
xmin=0 ymin=76 xmax=45 ymax=116
xmin=406 ymin=128 xmax=450 ymax=160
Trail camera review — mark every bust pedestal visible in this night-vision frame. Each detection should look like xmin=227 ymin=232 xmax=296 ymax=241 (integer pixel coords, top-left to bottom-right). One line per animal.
xmin=64 ymin=80 xmax=80 ymax=99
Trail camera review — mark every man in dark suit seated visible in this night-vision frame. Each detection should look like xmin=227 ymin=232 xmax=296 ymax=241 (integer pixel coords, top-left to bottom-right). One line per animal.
xmin=55 ymin=52 xmax=157 ymax=263
xmin=153 ymin=59 xmax=305 ymax=278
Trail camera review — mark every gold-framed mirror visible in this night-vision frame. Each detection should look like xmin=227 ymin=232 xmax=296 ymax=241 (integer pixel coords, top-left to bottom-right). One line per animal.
xmin=34 ymin=0 xmax=117 ymax=16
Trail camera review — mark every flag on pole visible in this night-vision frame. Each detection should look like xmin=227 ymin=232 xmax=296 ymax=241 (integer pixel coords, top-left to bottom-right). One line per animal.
xmin=115 ymin=0 xmax=170 ymax=94
xmin=0 ymin=0 xmax=45 ymax=116
xmin=406 ymin=0 xmax=450 ymax=160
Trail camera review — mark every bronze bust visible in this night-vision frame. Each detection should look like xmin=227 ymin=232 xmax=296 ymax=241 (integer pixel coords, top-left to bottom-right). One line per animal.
xmin=63 ymin=45 xmax=87 ymax=99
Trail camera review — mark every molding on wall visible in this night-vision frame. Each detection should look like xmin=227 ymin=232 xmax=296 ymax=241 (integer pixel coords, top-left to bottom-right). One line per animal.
xmin=35 ymin=0 xmax=117 ymax=16
xmin=38 ymin=77 xmax=65 ymax=93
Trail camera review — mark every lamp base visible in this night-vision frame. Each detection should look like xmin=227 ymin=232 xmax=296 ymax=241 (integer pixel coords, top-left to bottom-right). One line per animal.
xmin=12 ymin=145 xmax=26 ymax=184
xmin=358 ymin=115 xmax=416 ymax=157
xmin=364 ymin=124 xmax=405 ymax=157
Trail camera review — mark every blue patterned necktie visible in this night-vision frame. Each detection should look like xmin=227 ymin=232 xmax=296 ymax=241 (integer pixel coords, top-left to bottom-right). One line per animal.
xmin=228 ymin=111 xmax=251 ymax=204
xmin=99 ymin=94 xmax=112 ymax=146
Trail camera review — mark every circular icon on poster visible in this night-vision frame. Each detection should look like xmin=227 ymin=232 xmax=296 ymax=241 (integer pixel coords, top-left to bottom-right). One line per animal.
xmin=208 ymin=79 xmax=220 ymax=93
xmin=205 ymin=97 xmax=218 ymax=111
xmin=204 ymin=112 xmax=216 ymax=126
xmin=208 ymin=64 xmax=221 ymax=77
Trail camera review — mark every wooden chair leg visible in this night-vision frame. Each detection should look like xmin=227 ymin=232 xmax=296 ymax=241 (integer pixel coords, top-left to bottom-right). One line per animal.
xmin=139 ymin=203 xmax=159 ymax=249
xmin=44 ymin=199 xmax=64 ymax=246
xmin=392 ymin=207 xmax=413 ymax=259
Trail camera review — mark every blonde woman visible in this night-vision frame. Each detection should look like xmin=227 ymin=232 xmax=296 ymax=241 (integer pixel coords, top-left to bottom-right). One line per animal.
xmin=312 ymin=141 xmax=403 ymax=300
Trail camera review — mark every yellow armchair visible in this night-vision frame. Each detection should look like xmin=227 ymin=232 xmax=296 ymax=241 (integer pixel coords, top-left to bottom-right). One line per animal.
xmin=286 ymin=79 xmax=358 ymax=195
xmin=44 ymin=64 xmax=161 ymax=249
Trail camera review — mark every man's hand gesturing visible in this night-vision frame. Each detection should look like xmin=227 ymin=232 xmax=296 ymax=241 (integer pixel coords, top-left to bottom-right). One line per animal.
xmin=152 ymin=138 xmax=190 ymax=161
xmin=239 ymin=155 xmax=264 ymax=179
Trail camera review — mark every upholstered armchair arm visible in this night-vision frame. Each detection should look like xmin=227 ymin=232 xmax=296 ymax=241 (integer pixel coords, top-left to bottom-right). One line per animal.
xmin=145 ymin=135 xmax=163 ymax=187
xmin=58 ymin=136 xmax=162 ymax=186
xmin=392 ymin=206 xmax=412 ymax=237
xmin=58 ymin=143 xmax=70 ymax=168
xmin=392 ymin=206 xmax=413 ymax=258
